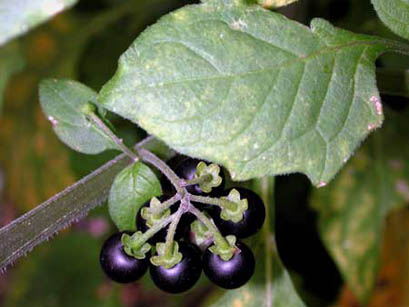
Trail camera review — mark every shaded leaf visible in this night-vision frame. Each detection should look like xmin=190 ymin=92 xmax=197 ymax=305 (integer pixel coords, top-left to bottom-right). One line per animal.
xmin=205 ymin=177 xmax=306 ymax=306
xmin=108 ymin=161 xmax=162 ymax=231
xmin=39 ymin=79 xmax=118 ymax=154
xmin=372 ymin=0 xmax=409 ymax=41
xmin=336 ymin=208 xmax=409 ymax=307
xmin=0 ymin=0 xmax=78 ymax=45
xmin=99 ymin=0 xmax=392 ymax=186
xmin=0 ymin=42 xmax=25 ymax=114
xmin=310 ymin=109 xmax=409 ymax=301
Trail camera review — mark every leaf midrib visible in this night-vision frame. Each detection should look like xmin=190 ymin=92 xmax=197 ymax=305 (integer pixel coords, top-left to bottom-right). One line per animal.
xmin=115 ymin=39 xmax=383 ymax=95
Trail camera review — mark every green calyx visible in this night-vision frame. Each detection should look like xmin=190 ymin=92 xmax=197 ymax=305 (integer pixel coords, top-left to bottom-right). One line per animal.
xmin=195 ymin=162 xmax=223 ymax=193
xmin=150 ymin=242 xmax=183 ymax=269
xmin=219 ymin=189 xmax=248 ymax=223
xmin=191 ymin=219 xmax=213 ymax=247
xmin=121 ymin=232 xmax=151 ymax=259
xmin=142 ymin=197 xmax=171 ymax=227
xmin=209 ymin=235 xmax=237 ymax=261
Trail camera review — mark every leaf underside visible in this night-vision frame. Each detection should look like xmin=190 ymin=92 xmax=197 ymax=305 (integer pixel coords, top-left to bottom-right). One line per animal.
xmin=39 ymin=79 xmax=118 ymax=154
xmin=99 ymin=0 xmax=389 ymax=186
xmin=311 ymin=109 xmax=409 ymax=301
xmin=372 ymin=0 xmax=409 ymax=41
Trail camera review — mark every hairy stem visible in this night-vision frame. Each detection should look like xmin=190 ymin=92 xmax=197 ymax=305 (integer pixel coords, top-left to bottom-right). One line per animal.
xmin=189 ymin=205 xmax=230 ymax=250
xmin=190 ymin=194 xmax=236 ymax=211
xmin=137 ymin=148 xmax=184 ymax=194
xmin=131 ymin=213 xmax=174 ymax=250
xmin=164 ymin=204 xmax=184 ymax=258
xmin=88 ymin=112 xmax=139 ymax=161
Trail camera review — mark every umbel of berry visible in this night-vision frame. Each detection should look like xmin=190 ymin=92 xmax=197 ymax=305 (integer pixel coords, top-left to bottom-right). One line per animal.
xmin=100 ymin=232 xmax=150 ymax=283
xmin=211 ymin=187 xmax=266 ymax=238
xmin=150 ymin=242 xmax=202 ymax=293
xmin=202 ymin=240 xmax=255 ymax=289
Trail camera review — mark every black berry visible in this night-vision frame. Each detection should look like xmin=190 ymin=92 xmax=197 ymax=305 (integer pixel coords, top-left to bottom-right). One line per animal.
xmin=150 ymin=242 xmax=202 ymax=293
xmin=210 ymin=187 xmax=265 ymax=238
xmin=202 ymin=240 xmax=255 ymax=289
xmin=100 ymin=232 xmax=150 ymax=283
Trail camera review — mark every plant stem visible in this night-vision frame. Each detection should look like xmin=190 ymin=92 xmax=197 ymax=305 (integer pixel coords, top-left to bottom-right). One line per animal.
xmin=137 ymin=148 xmax=184 ymax=194
xmin=182 ymin=174 xmax=213 ymax=187
xmin=132 ymin=213 xmax=174 ymax=250
xmin=151 ymin=194 xmax=182 ymax=216
xmin=190 ymin=195 xmax=236 ymax=211
xmin=164 ymin=203 xmax=185 ymax=258
xmin=88 ymin=112 xmax=139 ymax=161
xmin=189 ymin=205 xmax=230 ymax=250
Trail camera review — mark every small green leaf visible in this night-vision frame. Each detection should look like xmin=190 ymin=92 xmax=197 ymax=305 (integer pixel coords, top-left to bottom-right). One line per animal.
xmin=39 ymin=79 xmax=118 ymax=154
xmin=108 ymin=161 xmax=162 ymax=231
xmin=311 ymin=109 xmax=409 ymax=302
xmin=372 ymin=0 xmax=409 ymax=41
xmin=99 ymin=0 xmax=393 ymax=186
xmin=0 ymin=0 xmax=78 ymax=46
xmin=0 ymin=42 xmax=24 ymax=115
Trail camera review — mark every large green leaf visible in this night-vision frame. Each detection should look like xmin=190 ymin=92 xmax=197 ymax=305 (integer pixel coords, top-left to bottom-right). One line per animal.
xmin=39 ymin=79 xmax=119 ymax=154
xmin=0 ymin=42 xmax=24 ymax=114
xmin=0 ymin=0 xmax=77 ymax=46
xmin=372 ymin=0 xmax=409 ymax=41
xmin=205 ymin=177 xmax=306 ymax=306
xmin=108 ymin=161 xmax=162 ymax=231
xmin=310 ymin=109 xmax=409 ymax=301
xmin=99 ymin=0 xmax=394 ymax=187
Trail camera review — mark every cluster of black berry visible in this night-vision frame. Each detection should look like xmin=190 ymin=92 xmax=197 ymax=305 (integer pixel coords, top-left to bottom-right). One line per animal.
xmin=100 ymin=156 xmax=266 ymax=293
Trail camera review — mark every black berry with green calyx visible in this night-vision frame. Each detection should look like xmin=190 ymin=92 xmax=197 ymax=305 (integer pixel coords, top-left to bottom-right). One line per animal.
xmin=210 ymin=187 xmax=265 ymax=239
xmin=202 ymin=240 xmax=255 ymax=289
xmin=163 ymin=155 xmax=225 ymax=197
xmin=100 ymin=232 xmax=150 ymax=283
xmin=149 ymin=241 xmax=202 ymax=293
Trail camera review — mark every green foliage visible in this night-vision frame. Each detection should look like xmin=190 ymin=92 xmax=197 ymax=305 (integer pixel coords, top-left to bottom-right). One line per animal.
xmin=372 ymin=0 xmax=409 ymax=41
xmin=99 ymin=0 xmax=391 ymax=187
xmin=0 ymin=42 xmax=24 ymax=114
xmin=108 ymin=161 xmax=162 ymax=231
xmin=39 ymin=79 xmax=119 ymax=154
xmin=311 ymin=109 xmax=409 ymax=301
xmin=0 ymin=0 xmax=78 ymax=46
xmin=4 ymin=233 xmax=120 ymax=307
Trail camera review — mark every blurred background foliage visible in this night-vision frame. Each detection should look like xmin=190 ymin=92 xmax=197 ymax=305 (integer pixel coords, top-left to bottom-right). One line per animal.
xmin=0 ymin=0 xmax=408 ymax=306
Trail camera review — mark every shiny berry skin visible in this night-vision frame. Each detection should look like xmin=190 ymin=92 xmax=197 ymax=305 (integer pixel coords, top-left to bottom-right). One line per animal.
xmin=210 ymin=187 xmax=265 ymax=238
xmin=149 ymin=242 xmax=202 ymax=293
xmin=100 ymin=232 xmax=150 ymax=283
xmin=162 ymin=155 xmax=225 ymax=197
xmin=202 ymin=240 xmax=255 ymax=289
